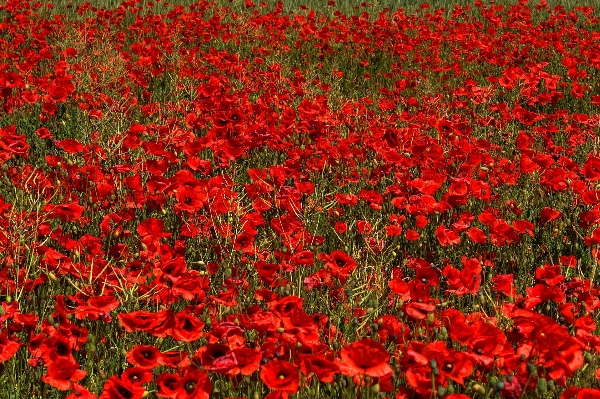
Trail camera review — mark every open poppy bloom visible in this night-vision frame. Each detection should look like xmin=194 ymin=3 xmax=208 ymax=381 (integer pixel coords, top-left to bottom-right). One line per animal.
xmin=260 ymin=360 xmax=299 ymax=399
xmin=41 ymin=358 xmax=87 ymax=390
xmin=338 ymin=338 xmax=393 ymax=378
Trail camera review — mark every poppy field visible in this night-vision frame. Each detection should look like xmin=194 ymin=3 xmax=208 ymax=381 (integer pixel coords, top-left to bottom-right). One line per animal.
xmin=3 ymin=0 xmax=600 ymax=397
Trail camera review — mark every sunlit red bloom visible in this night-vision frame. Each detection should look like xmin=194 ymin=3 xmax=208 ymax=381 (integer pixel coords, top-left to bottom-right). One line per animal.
xmin=42 ymin=358 xmax=87 ymax=391
xmin=300 ymin=354 xmax=339 ymax=383
xmin=435 ymin=225 xmax=460 ymax=246
xmin=177 ymin=368 xmax=212 ymax=399
xmin=319 ymin=251 xmax=357 ymax=283
xmin=260 ymin=360 xmax=300 ymax=398
xmin=65 ymin=384 xmax=96 ymax=399
xmin=122 ymin=367 xmax=153 ymax=385
xmin=126 ymin=345 xmax=162 ymax=368
xmin=100 ymin=376 xmax=146 ymax=399
xmin=118 ymin=309 xmax=173 ymax=338
xmin=339 ymin=338 xmax=393 ymax=377
xmin=584 ymin=155 xmax=600 ymax=181
xmin=156 ymin=372 xmax=180 ymax=398
xmin=0 ymin=332 xmax=20 ymax=362
xmin=172 ymin=312 xmax=205 ymax=342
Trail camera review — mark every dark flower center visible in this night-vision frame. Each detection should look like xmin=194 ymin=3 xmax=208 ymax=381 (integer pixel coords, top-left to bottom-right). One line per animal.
xmin=185 ymin=381 xmax=196 ymax=393
xmin=55 ymin=342 xmax=69 ymax=356
xmin=117 ymin=386 xmax=133 ymax=399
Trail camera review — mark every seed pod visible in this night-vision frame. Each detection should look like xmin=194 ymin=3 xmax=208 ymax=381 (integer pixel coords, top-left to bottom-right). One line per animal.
xmin=472 ymin=384 xmax=485 ymax=394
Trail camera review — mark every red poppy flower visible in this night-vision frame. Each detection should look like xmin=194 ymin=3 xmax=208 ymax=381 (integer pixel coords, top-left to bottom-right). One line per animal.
xmin=55 ymin=139 xmax=85 ymax=154
xmin=43 ymin=203 xmax=85 ymax=222
xmin=467 ymin=227 xmax=487 ymax=244
xmin=118 ymin=309 xmax=173 ymax=338
xmin=193 ymin=343 xmax=230 ymax=370
xmin=220 ymin=347 xmax=262 ymax=376
xmin=177 ymin=368 xmax=212 ymax=399
xmin=0 ymin=332 xmax=20 ymax=362
xmin=260 ymin=360 xmax=300 ymax=398
xmin=65 ymin=384 xmax=95 ymax=399
xmin=435 ymin=225 xmax=460 ymax=246
xmin=0 ymin=128 xmax=29 ymax=156
xmin=171 ymin=312 xmax=205 ymax=342
xmin=300 ymin=354 xmax=339 ymax=383
xmin=39 ymin=335 xmax=75 ymax=365
xmin=320 ymin=251 xmax=357 ymax=283
xmin=137 ymin=218 xmax=172 ymax=240
xmin=42 ymin=358 xmax=87 ymax=391
xmin=100 ymin=376 xmax=146 ymax=399
xmin=36 ymin=127 xmax=54 ymax=140
xmin=338 ymin=338 xmax=393 ymax=378
xmin=122 ymin=367 xmax=153 ymax=385
xmin=583 ymin=156 xmax=600 ymax=181
xmin=126 ymin=345 xmax=162 ymax=368
xmin=156 ymin=372 xmax=180 ymax=398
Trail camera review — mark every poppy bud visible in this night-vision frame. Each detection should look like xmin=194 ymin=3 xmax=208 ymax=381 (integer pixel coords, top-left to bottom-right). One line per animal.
xmin=142 ymin=392 xmax=150 ymax=398
xmin=437 ymin=386 xmax=445 ymax=396
xmin=6 ymin=295 xmax=11 ymax=304
xmin=584 ymin=352 xmax=593 ymax=363
xmin=537 ymin=378 xmax=547 ymax=393
xmin=0 ymin=306 xmax=4 ymax=316
xmin=276 ymin=327 xmax=285 ymax=333
xmin=447 ymin=385 xmax=454 ymax=394
xmin=496 ymin=380 xmax=505 ymax=390
xmin=372 ymin=384 xmax=380 ymax=394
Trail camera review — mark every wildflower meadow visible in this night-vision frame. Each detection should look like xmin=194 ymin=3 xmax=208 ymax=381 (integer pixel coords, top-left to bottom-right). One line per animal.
xmin=1 ymin=0 xmax=600 ymax=398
